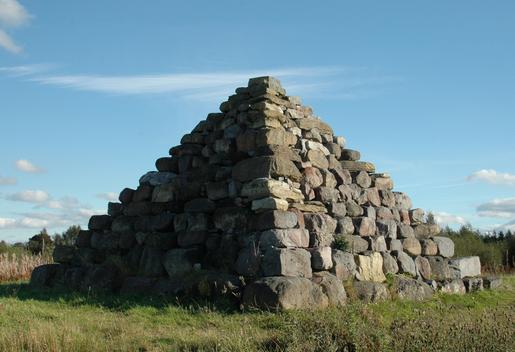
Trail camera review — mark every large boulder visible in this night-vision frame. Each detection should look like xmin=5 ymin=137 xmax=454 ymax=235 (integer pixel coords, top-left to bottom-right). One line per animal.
xmin=312 ymin=271 xmax=347 ymax=306
xmin=394 ymin=251 xmax=416 ymax=277
xmin=331 ymin=249 xmax=356 ymax=280
xmin=232 ymin=156 xmax=301 ymax=182
xmin=242 ymin=276 xmax=328 ymax=310
xmin=356 ymin=252 xmax=386 ymax=282
xmin=261 ymin=248 xmax=312 ymax=278
xmin=449 ymin=256 xmax=481 ymax=278
xmin=352 ymin=281 xmax=390 ymax=303
xmin=432 ymin=236 xmax=454 ymax=258
xmin=392 ymin=275 xmax=433 ymax=301
xmin=30 ymin=264 xmax=61 ymax=287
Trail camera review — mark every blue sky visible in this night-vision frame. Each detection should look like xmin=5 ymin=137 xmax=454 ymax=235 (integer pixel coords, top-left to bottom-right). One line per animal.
xmin=0 ymin=0 xmax=514 ymax=242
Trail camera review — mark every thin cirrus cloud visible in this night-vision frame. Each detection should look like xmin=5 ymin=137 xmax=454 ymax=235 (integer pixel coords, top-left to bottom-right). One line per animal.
xmin=0 ymin=0 xmax=32 ymax=54
xmin=28 ymin=67 xmax=346 ymax=95
xmin=477 ymin=197 xmax=515 ymax=219
xmin=15 ymin=159 xmax=45 ymax=173
xmin=467 ymin=169 xmax=515 ymax=186
xmin=0 ymin=64 xmax=394 ymax=101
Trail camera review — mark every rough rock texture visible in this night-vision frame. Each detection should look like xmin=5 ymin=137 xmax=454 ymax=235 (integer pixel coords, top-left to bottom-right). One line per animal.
xmin=30 ymin=76 xmax=484 ymax=310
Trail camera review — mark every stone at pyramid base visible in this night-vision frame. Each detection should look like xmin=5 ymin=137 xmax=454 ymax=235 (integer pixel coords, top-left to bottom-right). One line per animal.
xmin=30 ymin=76 xmax=487 ymax=310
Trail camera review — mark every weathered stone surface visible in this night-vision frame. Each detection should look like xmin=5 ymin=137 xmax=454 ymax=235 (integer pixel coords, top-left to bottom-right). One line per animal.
xmin=463 ymin=277 xmax=483 ymax=292
xmin=352 ymin=281 xmax=390 ymax=303
xmin=402 ymin=237 xmax=421 ymax=257
xmin=232 ymin=156 xmax=301 ymax=182
xmin=340 ymin=235 xmax=369 ymax=253
xmin=354 ymin=217 xmax=376 ymax=237
xmin=250 ymin=210 xmax=298 ymax=231
xmin=306 ymin=149 xmax=329 ymax=169
xmin=311 ymin=246 xmax=332 ymax=270
xmin=340 ymin=161 xmax=375 ymax=173
xmin=139 ymin=246 xmax=165 ymax=277
xmin=345 ymin=200 xmax=363 ymax=217
xmin=262 ymin=248 xmax=312 ymax=278
xmin=242 ymin=276 xmax=328 ymax=310
xmin=413 ymin=224 xmax=441 ymax=239
xmin=336 ymin=217 xmax=354 ymax=235
xmin=177 ymin=231 xmax=206 ymax=248
xmin=235 ymin=246 xmax=261 ymax=277
xmin=356 ymin=252 xmax=386 ymax=282
xmin=252 ymin=197 xmax=289 ymax=211
xmin=483 ymin=277 xmax=502 ymax=290
xmin=376 ymin=220 xmax=397 ymax=239
xmin=388 ymin=239 xmax=403 ymax=252
xmin=409 ymin=208 xmax=425 ymax=224
xmin=329 ymin=202 xmax=347 ymax=219
xmin=162 ymin=248 xmax=199 ymax=277
xmin=395 ymin=251 xmax=417 ymax=277
xmin=260 ymin=229 xmax=309 ymax=248
xmin=75 ymin=230 xmax=92 ymax=248
xmin=139 ymin=171 xmax=177 ymax=186
xmin=415 ymin=256 xmax=432 ymax=280
xmin=449 ymin=256 xmax=481 ymax=278
xmin=354 ymin=171 xmax=371 ymax=188
xmin=312 ymin=271 xmax=347 ymax=306
xmin=88 ymin=215 xmax=112 ymax=231
xmin=369 ymin=236 xmax=387 ymax=252
xmin=296 ymin=117 xmax=333 ymax=135
xmin=440 ymin=279 xmax=466 ymax=295
xmin=331 ymin=250 xmax=356 ymax=280
xmin=304 ymin=213 xmax=337 ymax=234
xmin=340 ymin=149 xmax=360 ymax=161
xmin=426 ymin=256 xmax=451 ymax=281
xmin=393 ymin=275 xmax=433 ymax=301
xmin=184 ymin=198 xmax=215 ymax=213
xmin=420 ymin=239 xmax=438 ymax=256
xmin=53 ymin=245 xmax=76 ymax=264
xmin=382 ymin=252 xmax=399 ymax=274
xmin=290 ymin=202 xmax=327 ymax=213
xmin=213 ymin=207 xmax=249 ymax=231
xmin=119 ymin=188 xmax=134 ymax=204
xmin=241 ymin=178 xmax=303 ymax=201
xmin=397 ymin=224 xmax=414 ymax=239
xmin=432 ymin=236 xmax=454 ymax=258
xmin=374 ymin=175 xmax=394 ymax=190
xmin=30 ymin=264 xmax=61 ymax=287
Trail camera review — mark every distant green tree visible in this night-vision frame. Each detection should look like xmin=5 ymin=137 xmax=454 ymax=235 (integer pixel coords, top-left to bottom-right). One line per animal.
xmin=54 ymin=225 xmax=81 ymax=246
xmin=426 ymin=212 xmax=436 ymax=225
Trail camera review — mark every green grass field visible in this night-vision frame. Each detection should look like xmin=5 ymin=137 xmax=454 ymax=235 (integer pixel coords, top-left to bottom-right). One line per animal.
xmin=0 ymin=276 xmax=513 ymax=352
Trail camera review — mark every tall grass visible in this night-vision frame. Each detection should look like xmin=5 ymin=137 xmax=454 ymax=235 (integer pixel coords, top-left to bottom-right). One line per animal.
xmin=0 ymin=252 xmax=51 ymax=282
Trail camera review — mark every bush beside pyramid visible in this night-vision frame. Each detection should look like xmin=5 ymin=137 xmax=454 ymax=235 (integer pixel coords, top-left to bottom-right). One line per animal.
xmin=31 ymin=76 xmax=487 ymax=310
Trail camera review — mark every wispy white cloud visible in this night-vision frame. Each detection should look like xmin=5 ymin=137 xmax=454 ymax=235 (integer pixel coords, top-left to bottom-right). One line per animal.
xmin=0 ymin=0 xmax=31 ymax=54
xmin=0 ymin=64 xmax=396 ymax=101
xmin=467 ymin=169 xmax=515 ymax=186
xmin=96 ymin=192 xmax=118 ymax=202
xmin=15 ymin=159 xmax=45 ymax=173
xmin=0 ymin=64 xmax=53 ymax=76
xmin=0 ymin=0 xmax=31 ymax=27
xmin=477 ymin=197 xmax=515 ymax=219
xmin=0 ymin=28 xmax=20 ymax=53
xmin=433 ymin=211 xmax=468 ymax=226
xmin=29 ymin=67 xmax=345 ymax=95
xmin=0 ymin=175 xmax=16 ymax=185
xmin=496 ymin=219 xmax=515 ymax=233
xmin=6 ymin=190 xmax=50 ymax=203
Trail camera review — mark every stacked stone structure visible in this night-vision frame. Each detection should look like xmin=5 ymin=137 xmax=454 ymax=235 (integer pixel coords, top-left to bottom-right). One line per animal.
xmin=31 ymin=76 xmax=486 ymax=310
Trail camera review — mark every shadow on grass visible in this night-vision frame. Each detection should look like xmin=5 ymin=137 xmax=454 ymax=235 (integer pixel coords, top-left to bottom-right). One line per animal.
xmin=0 ymin=281 xmax=240 ymax=314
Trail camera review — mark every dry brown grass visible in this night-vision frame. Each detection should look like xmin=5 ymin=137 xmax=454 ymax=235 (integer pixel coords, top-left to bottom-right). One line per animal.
xmin=0 ymin=252 xmax=51 ymax=282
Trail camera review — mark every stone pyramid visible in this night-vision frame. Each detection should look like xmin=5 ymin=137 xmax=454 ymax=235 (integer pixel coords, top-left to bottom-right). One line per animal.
xmin=31 ymin=76 xmax=486 ymax=310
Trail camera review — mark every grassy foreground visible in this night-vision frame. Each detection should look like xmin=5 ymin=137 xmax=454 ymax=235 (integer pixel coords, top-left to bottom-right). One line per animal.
xmin=0 ymin=277 xmax=513 ymax=352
